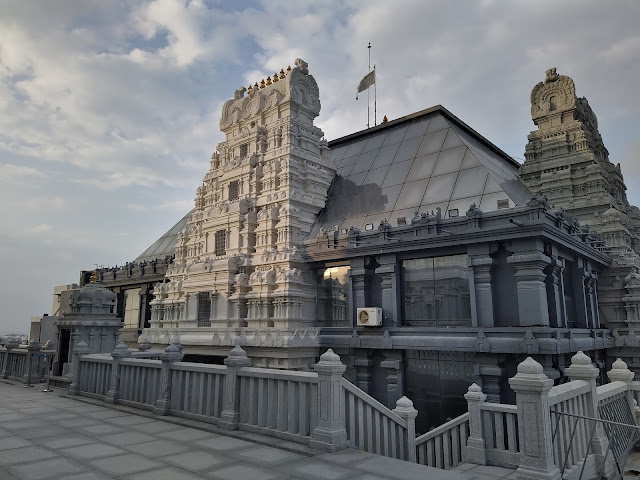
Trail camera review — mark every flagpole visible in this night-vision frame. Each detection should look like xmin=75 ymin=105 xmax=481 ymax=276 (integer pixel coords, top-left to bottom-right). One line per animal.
xmin=374 ymin=65 xmax=377 ymax=126
xmin=367 ymin=42 xmax=371 ymax=129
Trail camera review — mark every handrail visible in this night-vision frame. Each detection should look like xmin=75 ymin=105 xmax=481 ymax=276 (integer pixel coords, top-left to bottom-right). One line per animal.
xmin=597 ymin=381 xmax=629 ymax=402
xmin=341 ymin=378 xmax=407 ymax=427
xmin=480 ymin=403 xmax=517 ymax=413
xmin=239 ymin=367 xmax=318 ymax=383
xmin=548 ymin=380 xmax=590 ymax=406
xmin=415 ymin=412 xmax=469 ymax=444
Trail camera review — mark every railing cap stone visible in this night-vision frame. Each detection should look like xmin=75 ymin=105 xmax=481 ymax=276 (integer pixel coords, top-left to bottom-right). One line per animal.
xmin=612 ymin=358 xmax=629 ymax=370
xmin=319 ymin=348 xmax=340 ymax=363
xmin=571 ymin=351 xmax=592 ymax=366
xmin=517 ymin=356 xmax=543 ymax=374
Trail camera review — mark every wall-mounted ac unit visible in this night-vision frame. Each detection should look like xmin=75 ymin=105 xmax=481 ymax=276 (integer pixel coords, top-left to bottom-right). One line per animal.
xmin=357 ymin=307 xmax=383 ymax=326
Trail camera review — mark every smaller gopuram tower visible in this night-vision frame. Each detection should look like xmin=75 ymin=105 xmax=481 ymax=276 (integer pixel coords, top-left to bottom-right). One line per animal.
xmin=521 ymin=68 xmax=640 ymax=370
xmin=145 ymin=59 xmax=335 ymax=369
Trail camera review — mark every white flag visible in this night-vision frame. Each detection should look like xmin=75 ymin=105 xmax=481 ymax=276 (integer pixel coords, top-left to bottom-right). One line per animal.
xmin=356 ymin=70 xmax=375 ymax=100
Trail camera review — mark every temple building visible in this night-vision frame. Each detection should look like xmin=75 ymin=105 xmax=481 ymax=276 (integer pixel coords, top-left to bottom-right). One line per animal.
xmin=57 ymin=62 xmax=640 ymax=434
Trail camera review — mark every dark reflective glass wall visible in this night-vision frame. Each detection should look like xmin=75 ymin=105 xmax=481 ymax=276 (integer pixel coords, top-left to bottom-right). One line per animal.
xmin=402 ymin=254 xmax=472 ymax=327
xmin=405 ymin=350 xmax=475 ymax=434
xmin=316 ymin=266 xmax=351 ymax=327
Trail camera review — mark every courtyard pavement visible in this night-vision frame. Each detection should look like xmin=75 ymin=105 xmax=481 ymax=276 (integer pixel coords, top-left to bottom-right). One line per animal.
xmin=0 ymin=380 xmax=516 ymax=480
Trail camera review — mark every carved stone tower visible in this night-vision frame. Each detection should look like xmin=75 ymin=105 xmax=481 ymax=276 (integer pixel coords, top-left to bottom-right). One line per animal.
xmin=144 ymin=59 xmax=335 ymax=369
xmin=521 ymin=68 xmax=640 ymax=370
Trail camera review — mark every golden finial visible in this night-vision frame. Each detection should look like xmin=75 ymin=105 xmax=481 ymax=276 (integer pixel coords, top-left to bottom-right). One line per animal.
xmin=260 ymin=79 xmax=265 ymax=89
xmin=272 ymin=72 xmax=279 ymax=82
xmin=90 ymin=270 xmax=99 ymax=283
xmin=279 ymin=68 xmax=285 ymax=79
xmin=247 ymin=84 xmax=252 ymax=93
xmin=266 ymin=76 xmax=272 ymax=85
xmin=286 ymin=65 xmax=291 ymax=74
xmin=254 ymin=82 xmax=259 ymax=89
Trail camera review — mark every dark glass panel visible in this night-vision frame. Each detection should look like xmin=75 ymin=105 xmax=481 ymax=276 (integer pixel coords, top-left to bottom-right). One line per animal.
xmin=316 ymin=266 xmax=351 ymax=327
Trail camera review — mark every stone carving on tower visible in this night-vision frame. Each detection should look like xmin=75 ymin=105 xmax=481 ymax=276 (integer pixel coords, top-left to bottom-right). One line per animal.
xmin=521 ymin=68 xmax=640 ymax=371
xmin=143 ymin=60 xmax=334 ymax=368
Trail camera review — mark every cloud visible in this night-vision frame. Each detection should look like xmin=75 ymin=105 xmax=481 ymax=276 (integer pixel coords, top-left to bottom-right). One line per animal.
xmin=0 ymin=164 xmax=45 ymax=180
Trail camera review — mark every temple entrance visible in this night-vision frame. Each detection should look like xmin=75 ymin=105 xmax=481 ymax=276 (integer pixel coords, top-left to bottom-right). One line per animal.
xmin=56 ymin=329 xmax=70 ymax=376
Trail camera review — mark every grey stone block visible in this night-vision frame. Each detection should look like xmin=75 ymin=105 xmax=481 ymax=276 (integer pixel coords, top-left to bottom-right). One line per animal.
xmin=0 ymin=413 xmax=29 ymax=423
xmin=60 ymin=442 xmax=126 ymax=460
xmin=57 ymin=417 xmax=101 ymax=428
xmin=79 ymin=424 xmax=125 ymax=436
xmin=16 ymin=425 xmax=71 ymax=440
xmin=316 ymin=448 xmax=377 ymax=465
xmin=129 ymin=421 xmax=176 ymax=434
xmin=106 ymin=415 xmax=155 ymax=426
xmin=126 ymin=439 xmax=190 ymax=457
xmin=157 ymin=427 xmax=213 ymax=442
xmin=38 ymin=435 xmax=95 ymax=450
xmin=90 ymin=453 xmax=162 ymax=476
xmin=9 ymin=457 xmax=86 ymax=480
xmin=1 ymin=419 xmax=47 ymax=430
xmin=471 ymin=465 xmax=516 ymax=477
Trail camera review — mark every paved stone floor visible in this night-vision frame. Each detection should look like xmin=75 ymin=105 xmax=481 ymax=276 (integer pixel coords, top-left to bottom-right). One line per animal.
xmin=0 ymin=380 xmax=516 ymax=480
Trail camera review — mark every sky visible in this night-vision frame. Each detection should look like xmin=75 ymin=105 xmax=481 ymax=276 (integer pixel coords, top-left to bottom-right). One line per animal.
xmin=1 ymin=0 xmax=639 ymax=335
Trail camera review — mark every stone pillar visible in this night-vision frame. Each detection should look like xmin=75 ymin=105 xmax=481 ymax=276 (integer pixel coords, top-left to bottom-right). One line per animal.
xmin=546 ymin=258 xmax=567 ymax=328
xmin=22 ymin=340 xmax=41 ymax=385
xmin=2 ymin=342 xmax=19 ymax=379
xmin=475 ymin=364 xmax=504 ymax=404
xmin=566 ymin=351 xmax=615 ymax=478
xmin=153 ymin=343 xmax=184 ymax=415
xmin=585 ymin=274 xmax=599 ymax=328
xmin=219 ymin=345 xmax=252 ymax=429
xmin=607 ymin=358 xmax=636 ymax=418
xmin=376 ymin=254 xmax=398 ymax=327
xmin=469 ymin=256 xmax=497 ymax=328
xmin=68 ymin=340 xmax=90 ymax=395
xmin=105 ymin=341 xmax=131 ymax=404
xmin=508 ymin=357 xmax=561 ymax=480
xmin=392 ymin=396 xmax=418 ymax=463
xmin=380 ymin=353 xmax=404 ymax=408
xmin=464 ymin=383 xmax=487 ymax=465
xmin=309 ymin=349 xmax=348 ymax=452
xmin=350 ymin=258 xmax=372 ymax=314
xmin=354 ymin=351 xmax=374 ymax=394
xmin=507 ymin=252 xmax=552 ymax=326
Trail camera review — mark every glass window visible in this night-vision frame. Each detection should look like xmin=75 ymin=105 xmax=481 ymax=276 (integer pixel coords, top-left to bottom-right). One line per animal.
xmin=402 ymin=254 xmax=471 ymax=327
xmin=197 ymin=292 xmax=211 ymax=327
xmin=123 ymin=288 xmax=140 ymax=328
xmin=316 ymin=266 xmax=351 ymax=327
xmin=229 ymin=180 xmax=239 ymax=201
xmin=214 ymin=229 xmax=226 ymax=256
xmin=239 ymin=143 xmax=248 ymax=157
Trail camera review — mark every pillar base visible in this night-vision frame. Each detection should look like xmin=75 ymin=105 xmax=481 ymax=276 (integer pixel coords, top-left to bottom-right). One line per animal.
xmin=515 ymin=465 xmax=561 ymax=480
xmin=309 ymin=426 xmax=349 ymax=452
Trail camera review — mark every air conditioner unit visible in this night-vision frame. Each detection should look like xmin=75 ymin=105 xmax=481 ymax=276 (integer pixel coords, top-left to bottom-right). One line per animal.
xmin=357 ymin=307 xmax=383 ymax=326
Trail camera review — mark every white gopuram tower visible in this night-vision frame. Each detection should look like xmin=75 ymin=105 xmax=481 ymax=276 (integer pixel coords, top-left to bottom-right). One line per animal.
xmin=145 ymin=59 xmax=335 ymax=369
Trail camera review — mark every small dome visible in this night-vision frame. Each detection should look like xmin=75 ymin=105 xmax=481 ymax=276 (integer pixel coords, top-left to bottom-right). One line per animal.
xmin=69 ymin=283 xmax=116 ymax=315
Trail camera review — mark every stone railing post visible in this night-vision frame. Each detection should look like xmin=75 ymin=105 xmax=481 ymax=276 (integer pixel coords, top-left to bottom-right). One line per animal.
xmin=153 ymin=343 xmax=184 ymax=415
xmin=105 ymin=341 xmax=131 ymax=404
xmin=219 ymin=345 xmax=251 ymax=429
xmin=607 ymin=358 xmax=636 ymax=420
xmin=2 ymin=341 xmax=19 ymax=379
xmin=22 ymin=340 xmax=41 ymax=386
xmin=309 ymin=349 xmax=348 ymax=452
xmin=509 ymin=357 xmax=561 ymax=480
xmin=68 ymin=341 xmax=91 ymax=395
xmin=464 ymin=383 xmax=487 ymax=465
xmin=566 ymin=351 xmax=615 ymax=478
xmin=393 ymin=396 xmax=418 ymax=462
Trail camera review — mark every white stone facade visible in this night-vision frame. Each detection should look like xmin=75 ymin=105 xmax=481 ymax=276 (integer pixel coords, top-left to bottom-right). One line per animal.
xmin=143 ymin=60 xmax=335 ymax=368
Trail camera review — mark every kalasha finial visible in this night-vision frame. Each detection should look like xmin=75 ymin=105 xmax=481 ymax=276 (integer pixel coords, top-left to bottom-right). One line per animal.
xmin=279 ymin=68 xmax=285 ymax=79
xmin=272 ymin=72 xmax=279 ymax=83
xmin=382 ymin=115 xmax=388 ymax=123
xmin=247 ymin=84 xmax=252 ymax=93
xmin=90 ymin=270 xmax=99 ymax=283
xmin=266 ymin=76 xmax=272 ymax=85
xmin=260 ymin=79 xmax=265 ymax=89
xmin=254 ymin=82 xmax=258 ymax=89
xmin=286 ymin=65 xmax=291 ymax=74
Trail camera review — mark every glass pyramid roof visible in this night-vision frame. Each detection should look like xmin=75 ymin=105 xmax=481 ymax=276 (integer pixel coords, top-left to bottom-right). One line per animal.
xmin=310 ymin=109 xmax=531 ymax=236
xmin=135 ymin=210 xmax=192 ymax=262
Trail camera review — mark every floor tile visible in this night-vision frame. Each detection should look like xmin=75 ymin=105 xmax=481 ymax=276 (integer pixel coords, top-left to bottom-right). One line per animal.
xmin=208 ymin=464 xmax=277 ymax=480
xmin=157 ymin=427 xmax=213 ymax=442
xmin=276 ymin=459 xmax=355 ymax=480
xmin=122 ymin=467 xmax=208 ymax=480
xmin=58 ymin=417 xmax=101 ymax=428
xmin=79 ymin=424 xmax=125 ymax=435
xmin=59 ymin=473 xmax=115 ymax=480
xmin=9 ymin=457 xmax=87 ymax=480
xmin=126 ymin=439 xmax=189 ymax=457
xmin=0 ymin=436 xmax=33 ymax=451
xmin=163 ymin=450 xmax=227 ymax=471
xmin=230 ymin=445 xmax=304 ymax=465
xmin=16 ymin=425 xmax=71 ymax=440
xmin=107 ymin=415 xmax=156 ymax=426
xmin=0 ymin=445 xmax=58 ymax=466
xmin=60 ymin=442 xmax=126 ymax=460
xmin=90 ymin=453 xmax=162 ymax=476
xmin=38 ymin=435 xmax=95 ymax=449
xmin=129 ymin=421 xmax=177 ymax=434
xmin=193 ymin=436 xmax=254 ymax=452
xmin=97 ymin=431 xmax=156 ymax=446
